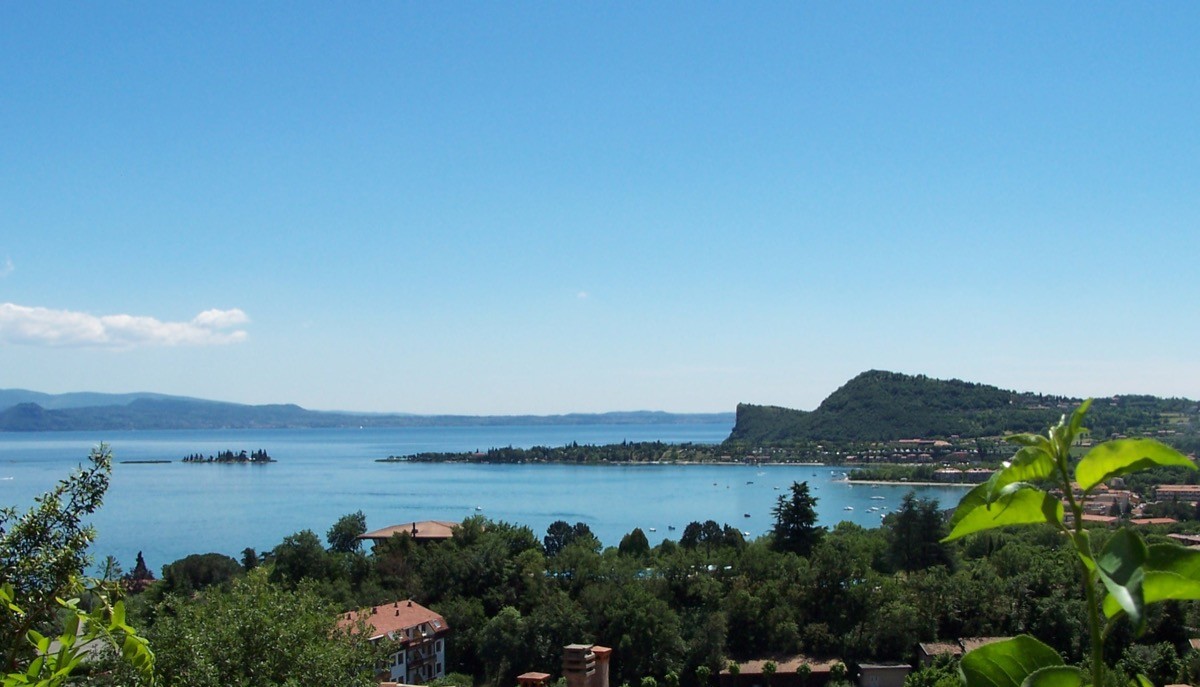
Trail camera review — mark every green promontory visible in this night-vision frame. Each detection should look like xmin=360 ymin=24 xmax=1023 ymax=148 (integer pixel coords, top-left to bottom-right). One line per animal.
xmin=727 ymin=370 xmax=1197 ymax=446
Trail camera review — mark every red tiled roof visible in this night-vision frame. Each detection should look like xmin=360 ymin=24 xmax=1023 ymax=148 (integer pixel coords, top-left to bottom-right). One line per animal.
xmin=1131 ymin=518 xmax=1179 ymax=526
xmin=339 ymin=599 xmax=449 ymax=641
xmin=918 ymin=642 xmax=963 ymax=657
xmin=959 ymin=637 xmax=1012 ymax=653
xmin=721 ymin=655 xmax=840 ymax=675
xmin=358 ymin=521 xmax=458 ymax=542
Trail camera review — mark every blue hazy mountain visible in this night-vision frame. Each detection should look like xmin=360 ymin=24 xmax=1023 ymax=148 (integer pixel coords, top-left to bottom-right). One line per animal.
xmin=0 ymin=389 xmax=733 ymax=431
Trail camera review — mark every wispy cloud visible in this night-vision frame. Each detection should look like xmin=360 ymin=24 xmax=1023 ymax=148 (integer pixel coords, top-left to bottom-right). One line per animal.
xmin=576 ymin=291 xmax=589 ymax=300
xmin=0 ymin=303 xmax=250 ymax=348
xmin=0 ymin=258 xmax=12 ymax=278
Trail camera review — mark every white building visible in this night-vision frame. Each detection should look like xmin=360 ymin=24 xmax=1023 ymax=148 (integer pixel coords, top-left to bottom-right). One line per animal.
xmin=340 ymin=599 xmax=449 ymax=684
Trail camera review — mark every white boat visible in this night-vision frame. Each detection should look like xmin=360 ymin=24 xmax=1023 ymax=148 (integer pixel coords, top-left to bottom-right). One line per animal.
xmin=843 ymin=506 xmax=854 ymax=511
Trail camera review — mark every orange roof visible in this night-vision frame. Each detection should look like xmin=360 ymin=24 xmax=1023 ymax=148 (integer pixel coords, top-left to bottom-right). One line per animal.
xmin=1131 ymin=518 xmax=1178 ymax=526
xmin=919 ymin=642 xmax=963 ymax=657
xmin=339 ymin=599 xmax=449 ymax=641
xmin=721 ymin=655 xmax=840 ymax=675
xmin=959 ymin=637 xmax=1012 ymax=653
xmin=358 ymin=521 xmax=458 ymax=542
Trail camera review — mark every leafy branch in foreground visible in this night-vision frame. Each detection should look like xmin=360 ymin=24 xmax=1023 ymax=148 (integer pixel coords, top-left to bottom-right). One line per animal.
xmin=0 ymin=444 xmax=153 ymax=686
xmin=0 ymin=580 xmax=154 ymax=687
xmin=942 ymin=400 xmax=1198 ymax=687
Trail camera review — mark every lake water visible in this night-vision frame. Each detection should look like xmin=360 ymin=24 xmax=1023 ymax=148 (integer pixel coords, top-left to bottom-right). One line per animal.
xmin=0 ymin=423 xmax=969 ymax=572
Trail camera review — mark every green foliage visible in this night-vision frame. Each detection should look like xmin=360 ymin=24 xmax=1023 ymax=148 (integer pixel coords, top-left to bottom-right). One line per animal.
xmin=887 ymin=493 xmax=953 ymax=572
xmin=1 ymin=580 xmax=154 ymax=687
xmin=728 ymin=371 xmax=1063 ymax=444
xmin=905 ymin=655 xmax=961 ymax=687
xmin=1116 ymin=642 xmax=1182 ymax=687
xmin=327 ymin=511 xmax=367 ymax=554
xmin=149 ymin=569 xmax=380 ymax=687
xmin=270 ymin=529 xmax=336 ymax=588
xmin=944 ymin=402 xmax=1200 ymax=687
xmin=429 ymin=672 xmax=474 ymax=687
xmin=0 ymin=447 xmax=153 ymax=685
xmin=771 ymin=482 xmax=823 ymax=555
xmin=544 ymin=521 xmax=598 ymax=557
xmin=159 ymin=553 xmax=242 ymax=595
xmin=1 ymin=446 xmax=111 ymax=670
xmin=619 ymin=528 xmax=651 ymax=559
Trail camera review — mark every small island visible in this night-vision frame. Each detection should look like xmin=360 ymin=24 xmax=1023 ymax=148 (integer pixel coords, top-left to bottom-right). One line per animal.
xmin=181 ymin=449 xmax=275 ymax=464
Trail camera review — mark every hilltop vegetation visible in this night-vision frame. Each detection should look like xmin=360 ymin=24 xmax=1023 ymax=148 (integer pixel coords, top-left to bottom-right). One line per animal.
xmin=729 ymin=370 xmax=1200 ymax=451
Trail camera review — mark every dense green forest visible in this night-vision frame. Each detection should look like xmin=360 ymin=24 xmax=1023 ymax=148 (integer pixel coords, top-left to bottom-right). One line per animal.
xmin=384 ymin=441 xmax=729 ymax=464
xmin=9 ymin=448 xmax=1200 ymax=687
xmin=728 ymin=371 xmax=1199 ymax=450
xmin=112 ymin=501 xmax=1200 ymax=687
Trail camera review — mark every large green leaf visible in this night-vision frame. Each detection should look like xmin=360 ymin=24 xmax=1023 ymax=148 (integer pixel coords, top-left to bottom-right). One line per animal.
xmin=1006 ymin=433 xmax=1053 ymax=453
xmin=944 ymin=487 xmax=1063 ymax=542
xmin=1103 ymin=571 xmax=1200 ymax=617
xmin=949 ymin=482 xmax=990 ymax=529
xmin=1067 ymin=399 xmax=1092 ymax=440
xmin=986 ymin=446 xmax=1056 ymax=503
xmin=959 ymin=635 xmax=1063 ymax=687
xmin=1146 ymin=543 xmax=1200 ymax=577
xmin=1095 ymin=528 xmax=1147 ymax=629
xmin=1075 ymin=439 xmax=1195 ymax=492
xmin=1020 ymin=666 xmax=1083 ymax=687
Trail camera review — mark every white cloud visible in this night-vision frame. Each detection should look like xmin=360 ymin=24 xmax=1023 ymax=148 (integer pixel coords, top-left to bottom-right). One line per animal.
xmin=576 ymin=291 xmax=589 ymax=300
xmin=0 ymin=258 xmax=12 ymax=278
xmin=0 ymin=303 xmax=250 ymax=348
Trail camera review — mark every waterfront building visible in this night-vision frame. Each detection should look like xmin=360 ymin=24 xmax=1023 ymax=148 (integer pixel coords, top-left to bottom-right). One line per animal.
xmin=339 ymin=599 xmax=449 ymax=684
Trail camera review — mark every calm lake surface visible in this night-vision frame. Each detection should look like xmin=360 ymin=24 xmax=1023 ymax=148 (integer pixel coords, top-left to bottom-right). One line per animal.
xmin=0 ymin=423 xmax=969 ymax=572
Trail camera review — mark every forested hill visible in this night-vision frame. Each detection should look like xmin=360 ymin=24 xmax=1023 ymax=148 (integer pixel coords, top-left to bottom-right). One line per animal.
xmin=0 ymin=392 xmax=732 ymax=431
xmin=727 ymin=370 xmax=1199 ymax=445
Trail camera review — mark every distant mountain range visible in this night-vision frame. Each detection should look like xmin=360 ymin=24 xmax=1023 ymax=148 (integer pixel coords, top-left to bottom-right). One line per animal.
xmin=728 ymin=370 xmax=1199 ymax=447
xmin=6 ymin=373 xmax=1197 ymax=445
xmin=0 ymin=389 xmax=733 ymax=431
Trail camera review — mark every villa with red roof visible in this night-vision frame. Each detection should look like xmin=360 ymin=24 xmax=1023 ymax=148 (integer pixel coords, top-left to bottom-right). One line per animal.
xmin=339 ymin=599 xmax=450 ymax=684
xmin=357 ymin=520 xmax=459 ymax=546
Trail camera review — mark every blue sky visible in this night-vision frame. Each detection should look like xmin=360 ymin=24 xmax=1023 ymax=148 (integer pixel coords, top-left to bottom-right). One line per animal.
xmin=2 ymin=4 xmax=1198 ymax=414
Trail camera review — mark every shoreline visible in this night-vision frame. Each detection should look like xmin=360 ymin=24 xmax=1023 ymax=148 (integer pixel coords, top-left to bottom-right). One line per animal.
xmin=847 ymin=479 xmax=976 ymax=488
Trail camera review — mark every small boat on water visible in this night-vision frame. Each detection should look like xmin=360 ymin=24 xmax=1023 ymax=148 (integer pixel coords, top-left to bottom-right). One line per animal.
xmin=871 ymin=496 xmax=885 ymax=500
xmin=743 ymin=513 xmax=751 ymax=518
xmin=667 ymin=525 xmax=676 ymax=531
xmin=843 ymin=506 xmax=854 ymax=511
xmin=648 ymin=527 xmax=657 ymax=532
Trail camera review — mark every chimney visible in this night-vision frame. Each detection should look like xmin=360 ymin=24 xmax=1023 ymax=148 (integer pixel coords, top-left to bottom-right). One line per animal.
xmin=591 ymin=646 xmax=611 ymax=687
xmin=563 ymin=644 xmax=596 ymax=687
